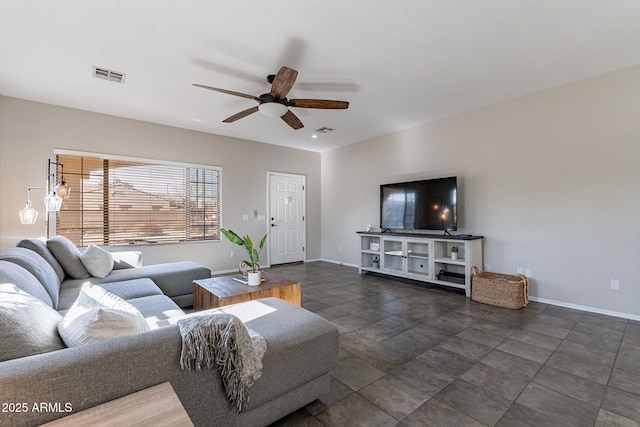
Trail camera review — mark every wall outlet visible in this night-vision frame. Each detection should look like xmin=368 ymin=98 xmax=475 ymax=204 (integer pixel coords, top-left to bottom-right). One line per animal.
xmin=483 ymin=264 xmax=490 ymax=271
xmin=242 ymin=214 xmax=250 ymax=221
xmin=230 ymin=251 xmax=235 ymax=258
xmin=516 ymin=267 xmax=524 ymax=275
xmin=611 ymin=279 xmax=620 ymax=291
xmin=525 ymin=269 xmax=532 ymax=278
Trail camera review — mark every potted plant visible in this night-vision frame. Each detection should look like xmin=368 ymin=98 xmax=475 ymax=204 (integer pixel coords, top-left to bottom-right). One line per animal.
xmin=450 ymin=246 xmax=459 ymax=260
xmin=372 ymin=256 xmax=380 ymax=269
xmin=221 ymin=228 xmax=268 ymax=286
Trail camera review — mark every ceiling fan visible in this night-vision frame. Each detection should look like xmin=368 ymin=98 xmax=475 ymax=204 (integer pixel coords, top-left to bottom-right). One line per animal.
xmin=193 ymin=66 xmax=349 ymax=130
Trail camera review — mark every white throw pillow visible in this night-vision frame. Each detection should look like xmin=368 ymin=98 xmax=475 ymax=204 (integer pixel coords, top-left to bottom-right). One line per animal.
xmin=58 ymin=308 xmax=149 ymax=347
xmin=58 ymin=283 xmax=149 ymax=347
xmin=79 ymin=244 xmax=114 ymax=278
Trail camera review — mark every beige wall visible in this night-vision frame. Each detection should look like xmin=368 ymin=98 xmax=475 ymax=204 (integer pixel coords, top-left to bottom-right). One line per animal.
xmin=321 ymin=65 xmax=640 ymax=319
xmin=2 ymin=65 xmax=639 ymax=318
xmin=0 ymin=96 xmax=321 ymax=272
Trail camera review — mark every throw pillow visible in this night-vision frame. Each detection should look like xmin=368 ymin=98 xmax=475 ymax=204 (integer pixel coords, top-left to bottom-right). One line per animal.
xmin=0 ymin=260 xmax=53 ymax=307
xmin=71 ymin=283 xmax=144 ymax=315
xmin=47 ymin=236 xmax=91 ymax=280
xmin=80 ymin=244 xmax=114 ymax=278
xmin=58 ymin=283 xmax=149 ymax=347
xmin=16 ymin=237 xmax=66 ymax=282
xmin=112 ymin=251 xmax=143 ymax=270
xmin=1 ymin=247 xmax=61 ymax=309
xmin=0 ymin=283 xmax=65 ymax=361
xmin=58 ymin=308 xmax=149 ymax=347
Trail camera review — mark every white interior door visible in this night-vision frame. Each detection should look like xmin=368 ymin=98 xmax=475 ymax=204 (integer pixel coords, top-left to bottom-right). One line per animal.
xmin=268 ymin=173 xmax=305 ymax=265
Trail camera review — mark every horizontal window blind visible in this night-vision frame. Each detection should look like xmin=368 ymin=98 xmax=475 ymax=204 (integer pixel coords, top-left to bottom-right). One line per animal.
xmin=57 ymin=154 xmax=220 ymax=246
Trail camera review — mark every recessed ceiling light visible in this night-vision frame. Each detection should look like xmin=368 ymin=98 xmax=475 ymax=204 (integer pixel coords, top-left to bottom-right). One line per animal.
xmin=311 ymin=134 xmax=318 ymax=139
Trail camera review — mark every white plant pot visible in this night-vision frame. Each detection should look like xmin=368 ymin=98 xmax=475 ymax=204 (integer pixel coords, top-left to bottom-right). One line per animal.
xmin=247 ymin=271 xmax=262 ymax=286
xmin=451 ymin=253 xmax=458 ymax=260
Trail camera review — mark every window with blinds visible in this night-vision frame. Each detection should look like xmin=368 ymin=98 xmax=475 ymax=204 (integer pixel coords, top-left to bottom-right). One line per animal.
xmin=56 ymin=154 xmax=221 ymax=246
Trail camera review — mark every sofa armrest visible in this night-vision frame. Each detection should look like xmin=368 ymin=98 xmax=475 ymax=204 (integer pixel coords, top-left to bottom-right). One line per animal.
xmin=0 ymin=326 xmax=235 ymax=427
xmin=110 ymin=250 xmax=143 ymax=269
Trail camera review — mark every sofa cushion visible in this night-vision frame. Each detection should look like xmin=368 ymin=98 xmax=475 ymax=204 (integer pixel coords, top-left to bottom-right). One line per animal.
xmin=0 ymin=260 xmax=53 ymax=307
xmin=58 ymin=284 xmax=149 ymax=347
xmin=79 ymin=244 xmax=114 ymax=278
xmin=99 ymin=278 xmax=164 ymax=300
xmin=241 ymin=298 xmax=339 ymax=411
xmin=126 ymin=294 xmax=185 ymax=329
xmin=0 ymin=283 xmax=65 ymax=361
xmin=87 ymin=261 xmax=211 ymax=298
xmin=57 ymin=278 xmax=164 ymax=312
xmin=1 ymin=247 xmax=61 ymax=308
xmin=16 ymin=237 xmax=66 ymax=282
xmin=47 ymin=236 xmax=90 ymax=280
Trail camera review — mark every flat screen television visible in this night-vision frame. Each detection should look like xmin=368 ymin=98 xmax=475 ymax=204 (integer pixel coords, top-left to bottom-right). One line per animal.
xmin=380 ymin=176 xmax=457 ymax=231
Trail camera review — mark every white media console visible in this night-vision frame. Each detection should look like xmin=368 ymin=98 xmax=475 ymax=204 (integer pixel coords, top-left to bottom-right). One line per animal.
xmin=357 ymin=231 xmax=483 ymax=297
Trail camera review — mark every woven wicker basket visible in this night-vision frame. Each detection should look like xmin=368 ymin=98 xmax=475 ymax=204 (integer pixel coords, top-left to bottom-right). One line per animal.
xmin=471 ymin=266 xmax=528 ymax=309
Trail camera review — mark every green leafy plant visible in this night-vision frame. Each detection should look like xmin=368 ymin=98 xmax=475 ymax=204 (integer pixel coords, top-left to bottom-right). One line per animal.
xmin=450 ymin=246 xmax=459 ymax=253
xmin=221 ymin=229 xmax=268 ymax=273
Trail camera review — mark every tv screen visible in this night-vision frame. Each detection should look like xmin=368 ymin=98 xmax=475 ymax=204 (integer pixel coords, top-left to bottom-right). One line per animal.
xmin=380 ymin=177 xmax=457 ymax=231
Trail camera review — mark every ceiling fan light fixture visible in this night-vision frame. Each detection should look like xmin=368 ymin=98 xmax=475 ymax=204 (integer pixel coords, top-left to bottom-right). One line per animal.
xmin=258 ymin=102 xmax=288 ymax=118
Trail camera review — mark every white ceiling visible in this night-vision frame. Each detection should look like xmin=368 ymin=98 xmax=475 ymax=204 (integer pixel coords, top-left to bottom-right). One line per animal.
xmin=2 ymin=1 xmax=640 ymax=152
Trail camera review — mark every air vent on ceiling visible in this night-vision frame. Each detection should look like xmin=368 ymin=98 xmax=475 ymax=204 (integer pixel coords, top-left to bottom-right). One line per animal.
xmin=92 ymin=66 xmax=126 ymax=83
xmin=315 ymin=127 xmax=335 ymax=133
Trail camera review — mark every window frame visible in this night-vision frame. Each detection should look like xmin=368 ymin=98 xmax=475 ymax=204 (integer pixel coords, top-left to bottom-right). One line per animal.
xmin=54 ymin=149 xmax=222 ymax=247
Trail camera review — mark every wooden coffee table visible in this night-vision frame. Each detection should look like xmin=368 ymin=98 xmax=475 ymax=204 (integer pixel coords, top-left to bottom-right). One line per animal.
xmin=193 ymin=272 xmax=301 ymax=310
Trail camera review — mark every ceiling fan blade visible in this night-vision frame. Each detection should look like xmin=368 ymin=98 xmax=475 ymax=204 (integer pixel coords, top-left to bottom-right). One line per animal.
xmin=281 ymin=110 xmax=304 ymax=130
xmin=223 ymin=106 xmax=259 ymax=123
xmin=289 ymin=99 xmax=349 ymax=109
xmin=192 ymin=84 xmax=261 ymax=102
xmin=270 ymin=66 xmax=298 ymax=99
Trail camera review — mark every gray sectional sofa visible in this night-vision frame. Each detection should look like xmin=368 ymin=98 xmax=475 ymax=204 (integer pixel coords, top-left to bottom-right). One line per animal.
xmin=0 ymin=237 xmax=339 ymax=426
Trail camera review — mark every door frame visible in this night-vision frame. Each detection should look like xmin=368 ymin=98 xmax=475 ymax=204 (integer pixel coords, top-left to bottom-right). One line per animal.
xmin=266 ymin=171 xmax=307 ymax=266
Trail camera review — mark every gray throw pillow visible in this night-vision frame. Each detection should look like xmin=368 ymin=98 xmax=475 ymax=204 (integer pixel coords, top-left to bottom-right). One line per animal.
xmin=0 ymin=283 xmax=65 ymax=361
xmin=0 ymin=260 xmax=53 ymax=307
xmin=47 ymin=236 xmax=91 ymax=280
xmin=17 ymin=237 xmax=66 ymax=282
xmin=1 ymin=247 xmax=61 ymax=309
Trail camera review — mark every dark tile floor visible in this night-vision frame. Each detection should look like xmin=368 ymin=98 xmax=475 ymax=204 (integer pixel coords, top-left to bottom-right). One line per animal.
xmin=266 ymin=261 xmax=640 ymax=427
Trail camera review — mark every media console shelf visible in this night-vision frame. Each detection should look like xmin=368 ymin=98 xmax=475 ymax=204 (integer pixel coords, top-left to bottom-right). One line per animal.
xmin=357 ymin=231 xmax=483 ymax=297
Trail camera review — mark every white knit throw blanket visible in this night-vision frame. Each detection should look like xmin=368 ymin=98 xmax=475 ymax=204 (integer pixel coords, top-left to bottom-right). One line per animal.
xmin=177 ymin=313 xmax=267 ymax=411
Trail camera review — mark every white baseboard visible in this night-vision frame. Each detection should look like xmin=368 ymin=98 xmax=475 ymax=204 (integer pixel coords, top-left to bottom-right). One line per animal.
xmin=312 ymin=260 xmax=640 ymax=321
xmin=314 ymin=258 xmax=358 ymax=268
xmin=529 ymin=296 xmax=640 ymax=322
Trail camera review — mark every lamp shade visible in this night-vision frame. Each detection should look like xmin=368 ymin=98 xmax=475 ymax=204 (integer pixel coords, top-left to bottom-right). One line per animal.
xmin=258 ymin=102 xmax=288 ymax=118
xmin=44 ymin=191 xmax=63 ymax=212
xmin=19 ymin=203 xmax=39 ymax=224
xmin=55 ymin=179 xmax=71 ymax=199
